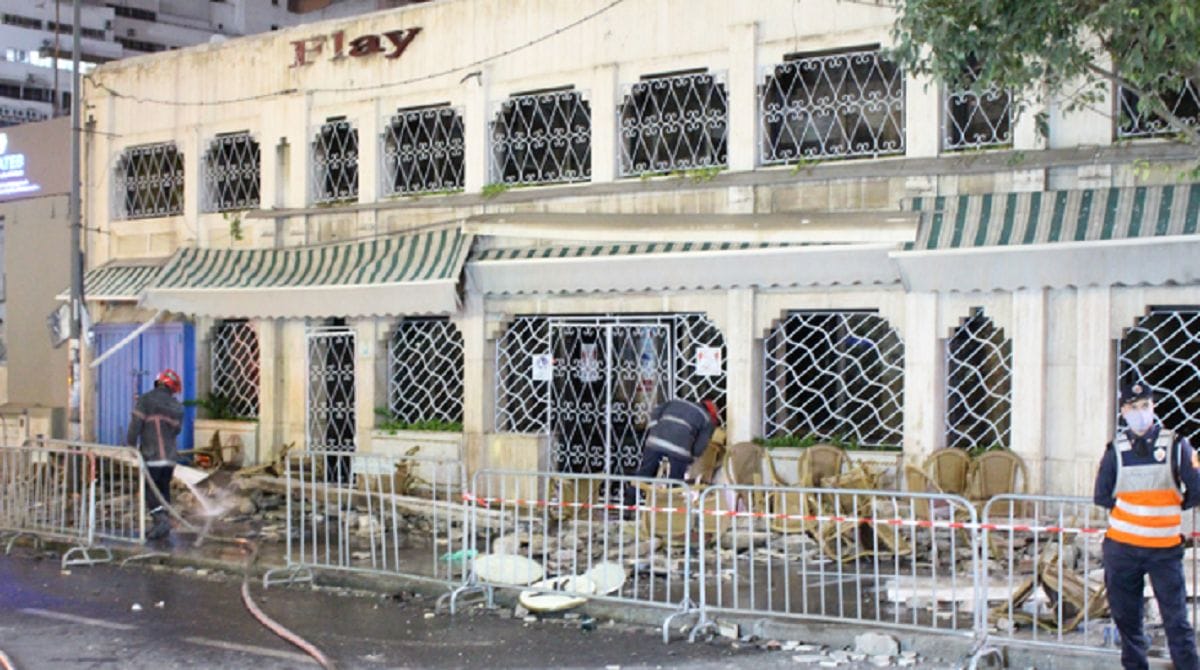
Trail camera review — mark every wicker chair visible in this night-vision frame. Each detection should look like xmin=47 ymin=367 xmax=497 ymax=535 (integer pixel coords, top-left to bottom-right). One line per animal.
xmin=967 ymin=450 xmax=1029 ymax=512
xmin=924 ymin=448 xmax=972 ymax=495
xmin=799 ymin=444 xmax=847 ymax=488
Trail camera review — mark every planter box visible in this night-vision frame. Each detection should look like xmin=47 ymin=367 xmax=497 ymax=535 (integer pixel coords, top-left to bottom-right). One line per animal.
xmin=193 ymin=418 xmax=259 ymax=467
xmin=368 ymin=429 xmax=464 ymax=488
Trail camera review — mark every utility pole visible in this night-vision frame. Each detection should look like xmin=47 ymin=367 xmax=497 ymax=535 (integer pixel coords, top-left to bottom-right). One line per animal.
xmin=52 ymin=0 xmax=61 ymax=117
xmin=68 ymin=0 xmax=84 ymax=440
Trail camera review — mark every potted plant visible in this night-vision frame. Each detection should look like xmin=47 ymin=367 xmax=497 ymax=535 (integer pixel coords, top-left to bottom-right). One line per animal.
xmin=368 ymin=408 xmax=464 ymax=487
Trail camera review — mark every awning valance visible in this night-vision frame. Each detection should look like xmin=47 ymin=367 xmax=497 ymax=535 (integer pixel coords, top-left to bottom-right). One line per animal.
xmin=141 ymin=228 xmax=471 ymax=319
xmin=56 ymin=258 xmax=167 ymax=302
xmin=906 ymin=183 xmax=1200 ymax=250
xmin=468 ymin=243 xmax=901 ymax=296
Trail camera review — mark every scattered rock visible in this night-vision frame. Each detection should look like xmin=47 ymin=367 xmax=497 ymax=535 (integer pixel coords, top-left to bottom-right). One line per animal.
xmin=131 ymin=603 xmax=142 ymax=612
xmin=154 ymin=601 xmax=165 ymax=608
xmin=764 ymin=639 xmax=782 ymax=651
xmin=781 ymin=641 xmax=800 ymax=651
xmin=855 ymin=632 xmax=899 ymax=657
xmin=523 ymin=615 xmax=538 ymax=623
xmin=868 ymin=655 xmax=891 ymax=667
xmin=423 ymin=612 xmax=435 ymax=619
xmin=829 ymin=650 xmax=850 ymax=662
xmin=717 ymin=621 xmax=740 ymax=640
xmin=792 ymin=654 xmax=824 ymax=665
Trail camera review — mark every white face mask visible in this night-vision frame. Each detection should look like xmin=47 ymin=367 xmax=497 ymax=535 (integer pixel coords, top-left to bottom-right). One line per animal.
xmin=1123 ymin=408 xmax=1156 ymax=435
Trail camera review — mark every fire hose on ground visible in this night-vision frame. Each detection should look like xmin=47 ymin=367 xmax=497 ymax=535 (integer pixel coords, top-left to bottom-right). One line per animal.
xmin=138 ymin=465 xmax=336 ymax=670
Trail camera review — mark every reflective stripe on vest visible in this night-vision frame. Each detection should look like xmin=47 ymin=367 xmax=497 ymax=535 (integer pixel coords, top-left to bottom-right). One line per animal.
xmin=1107 ymin=430 xmax=1182 ymax=548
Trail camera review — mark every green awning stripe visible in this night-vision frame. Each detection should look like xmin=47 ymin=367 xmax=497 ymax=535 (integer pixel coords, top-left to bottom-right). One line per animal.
xmin=1185 ymin=184 xmax=1200 ymax=235
xmin=973 ymin=194 xmax=993 ymax=247
xmin=1127 ymin=187 xmax=1146 ymax=238
xmin=421 ymin=230 xmax=448 ymax=280
xmin=1047 ymin=190 xmax=1068 ymax=243
xmin=998 ymin=193 xmax=1017 ymax=245
xmin=1101 ymin=188 xmax=1121 ymax=240
xmin=925 ymin=196 xmax=946 ymax=250
xmin=1021 ymin=192 xmax=1042 ymax=245
xmin=1156 ymin=186 xmax=1175 ymax=236
xmin=1073 ymin=189 xmax=1094 ymax=241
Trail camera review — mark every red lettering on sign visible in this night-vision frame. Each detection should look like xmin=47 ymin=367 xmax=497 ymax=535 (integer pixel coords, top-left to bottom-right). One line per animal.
xmin=289 ymin=36 xmax=325 ymax=68
xmin=331 ymin=30 xmax=346 ymax=60
xmin=349 ymin=35 xmax=384 ymax=58
xmin=289 ymin=26 xmax=421 ymax=68
xmin=383 ymin=27 xmax=421 ymax=60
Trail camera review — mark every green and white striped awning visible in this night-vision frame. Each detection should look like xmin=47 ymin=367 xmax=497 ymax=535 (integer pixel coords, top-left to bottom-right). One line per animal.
xmin=56 ymin=259 xmax=166 ymax=302
xmin=473 ymin=241 xmax=790 ymax=261
xmin=907 ymin=183 xmax=1200 ymax=250
xmin=141 ymin=228 xmax=471 ymax=318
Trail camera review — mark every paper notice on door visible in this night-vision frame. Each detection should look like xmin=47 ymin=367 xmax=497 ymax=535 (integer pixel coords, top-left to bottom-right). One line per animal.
xmin=695 ymin=347 xmax=722 ymax=376
xmin=531 ymin=353 xmax=552 ymax=381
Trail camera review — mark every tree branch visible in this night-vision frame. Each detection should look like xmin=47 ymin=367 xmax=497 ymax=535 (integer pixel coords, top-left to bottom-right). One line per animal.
xmin=1085 ymin=62 xmax=1200 ymax=149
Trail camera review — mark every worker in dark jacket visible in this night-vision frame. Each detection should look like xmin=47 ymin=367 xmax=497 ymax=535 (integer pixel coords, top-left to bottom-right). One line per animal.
xmin=127 ymin=369 xmax=184 ymax=541
xmin=623 ymin=398 xmax=719 ymax=508
xmin=1093 ymin=382 xmax=1200 ymax=670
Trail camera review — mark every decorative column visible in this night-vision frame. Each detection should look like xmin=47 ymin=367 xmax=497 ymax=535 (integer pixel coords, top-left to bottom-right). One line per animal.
xmin=1010 ymin=288 xmax=1047 ymax=492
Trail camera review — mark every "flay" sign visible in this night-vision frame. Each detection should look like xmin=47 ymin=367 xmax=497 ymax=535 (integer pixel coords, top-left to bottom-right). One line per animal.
xmin=290 ymin=27 xmax=422 ymax=68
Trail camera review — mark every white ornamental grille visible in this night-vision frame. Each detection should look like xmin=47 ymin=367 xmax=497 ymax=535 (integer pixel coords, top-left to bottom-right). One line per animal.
xmin=1117 ymin=79 xmax=1200 ymax=139
xmin=490 ymin=89 xmax=591 ymax=186
xmin=762 ymin=312 xmax=904 ymax=448
xmin=944 ymin=60 xmax=1012 ymax=151
xmin=759 ymin=49 xmax=905 ymax=164
xmin=945 ymin=310 xmax=1012 ymax=451
xmin=493 ymin=314 xmax=726 ymax=435
xmin=617 ymin=72 xmax=728 ymax=177
xmin=1117 ymin=309 xmax=1200 ymax=440
xmin=387 ymin=319 xmax=464 ymax=426
xmin=113 ymin=142 xmax=184 ymax=220
xmin=494 ymin=316 xmax=549 ymax=433
xmin=381 ymin=105 xmax=465 ymax=196
xmin=312 ymin=119 xmax=359 ymax=204
xmin=210 ymin=320 xmax=259 ymax=419
xmin=202 ymin=132 xmax=261 ymax=212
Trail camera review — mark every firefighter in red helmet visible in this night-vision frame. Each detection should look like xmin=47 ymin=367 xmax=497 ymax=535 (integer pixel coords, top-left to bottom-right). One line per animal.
xmin=126 ymin=368 xmax=184 ymax=541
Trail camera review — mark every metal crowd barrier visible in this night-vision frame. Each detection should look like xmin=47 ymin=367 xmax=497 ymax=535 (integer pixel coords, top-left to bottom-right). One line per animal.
xmin=264 ymin=449 xmax=467 ymax=589
xmin=979 ymin=494 xmax=1195 ymax=661
xmin=447 ymin=469 xmax=698 ymax=639
xmin=0 ymin=440 xmax=146 ymax=567
xmin=688 ymin=484 xmax=984 ymax=645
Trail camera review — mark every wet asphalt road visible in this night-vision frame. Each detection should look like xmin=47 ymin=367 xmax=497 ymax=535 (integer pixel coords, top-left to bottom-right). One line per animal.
xmin=0 ymin=548 xmax=775 ymax=670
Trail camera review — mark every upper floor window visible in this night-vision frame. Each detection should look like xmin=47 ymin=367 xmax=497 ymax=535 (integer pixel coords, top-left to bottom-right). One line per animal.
xmin=618 ymin=70 xmax=728 ymax=177
xmin=490 ymin=88 xmax=591 ymax=186
xmin=381 ymin=104 xmax=464 ymax=196
xmin=202 ymin=131 xmax=260 ymax=212
xmin=312 ymin=117 xmax=358 ymax=204
xmin=1117 ymin=79 xmax=1200 ymax=140
xmin=760 ymin=46 xmax=905 ymax=163
xmin=113 ymin=142 xmax=183 ymax=220
xmin=2 ymin=14 xmax=42 ymax=30
xmin=944 ymin=57 xmax=1012 ymax=151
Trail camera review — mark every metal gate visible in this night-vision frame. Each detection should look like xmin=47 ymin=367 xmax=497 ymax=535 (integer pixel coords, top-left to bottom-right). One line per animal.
xmin=94 ymin=322 xmax=195 ymax=449
xmin=549 ymin=318 xmax=673 ymax=475
xmin=306 ymin=325 xmax=356 ymax=458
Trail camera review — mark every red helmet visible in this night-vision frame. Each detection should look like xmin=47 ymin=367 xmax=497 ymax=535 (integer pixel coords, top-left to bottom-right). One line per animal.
xmin=703 ymin=399 xmax=720 ymax=425
xmin=156 ymin=368 xmax=182 ymax=394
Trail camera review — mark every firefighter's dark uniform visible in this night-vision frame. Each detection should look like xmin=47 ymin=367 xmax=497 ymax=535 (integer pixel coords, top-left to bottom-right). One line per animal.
xmin=1094 ymin=424 xmax=1200 ymax=670
xmin=127 ymin=384 xmax=183 ymax=540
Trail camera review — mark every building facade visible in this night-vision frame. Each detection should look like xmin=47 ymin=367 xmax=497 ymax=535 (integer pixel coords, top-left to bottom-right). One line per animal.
xmin=0 ymin=0 xmax=396 ymax=126
xmin=78 ymin=0 xmax=1200 ymax=495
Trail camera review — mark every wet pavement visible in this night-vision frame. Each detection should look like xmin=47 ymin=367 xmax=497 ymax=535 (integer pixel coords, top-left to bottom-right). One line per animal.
xmin=0 ymin=547 xmax=782 ymax=670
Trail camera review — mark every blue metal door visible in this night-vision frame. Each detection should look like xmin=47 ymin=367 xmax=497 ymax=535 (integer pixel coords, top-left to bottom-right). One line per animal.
xmin=94 ymin=322 xmax=195 ymax=451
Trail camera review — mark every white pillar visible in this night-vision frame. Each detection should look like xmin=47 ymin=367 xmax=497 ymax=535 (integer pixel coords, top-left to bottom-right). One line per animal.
xmin=356 ymin=103 xmax=381 ymax=206
xmin=463 ymin=68 xmax=490 ymax=193
xmin=255 ymin=320 xmax=279 ymax=465
xmin=903 ymin=291 xmax=943 ymax=461
xmin=724 ymin=288 xmax=756 ymax=444
xmin=460 ymin=291 xmax=487 ymax=478
xmin=726 ymin=22 xmax=758 ymax=172
xmin=590 ymin=64 xmax=618 ymax=183
xmin=1074 ymin=287 xmax=1114 ymax=495
xmin=905 ymin=74 xmax=941 ymax=158
xmin=286 ymin=94 xmax=313 ymax=209
xmin=1010 ymin=288 xmax=1047 ymax=492
xmin=353 ymin=319 xmax=377 ymax=454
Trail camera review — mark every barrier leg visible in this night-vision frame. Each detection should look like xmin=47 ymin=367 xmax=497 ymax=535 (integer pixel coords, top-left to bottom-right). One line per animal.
xmin=262 ymin=564 xmax=314 ymax=589
xmin=4 ymin=532 xmax=41 ymax=554
xmin=61 ymin=545 xmax=113 ymax=568
xmin=662 ymin=605 xmax=701 ymax=644
xmin=445 ymin=583 xmax=492 ymax=615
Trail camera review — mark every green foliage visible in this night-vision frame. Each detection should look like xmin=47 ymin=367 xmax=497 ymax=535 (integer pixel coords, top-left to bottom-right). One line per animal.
xmin=373 ymin=408 xmax=462 ymax=434
xmin=221 ymin=211 xmax=245 ymax=242
xmin=184 ymin=393 xmax=255 ymax=422
xmin=890 ymin=0 xmax=1200 ymax=147
xmin=753 ymin=433 xmax=901 ymax=452
xmin=481 ymin=182 xmax=513 ymax=199
xmin=965 ymin=443 xmax=1009 ymax=458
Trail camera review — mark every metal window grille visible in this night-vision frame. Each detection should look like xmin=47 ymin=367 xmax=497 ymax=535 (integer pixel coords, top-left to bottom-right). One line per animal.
xmin=945 ymin=309 xmax=1012 ymax=451
xmin=202 ymin=132 xmax=261 ymax=212
xmin=762 ymin=311 xmax=904 ymax=447
xmin=493 ymin=313 xmax=726 ymax=434
xmin=307 ymin=325 xmax=356 ymax=454
xmin=210 ymin=320 xmax=259 ymax=419
xmin=1117 ymin=80 xmax=1200 ymax=139
xmin=490 ymin=89 xmax=591 ymax=186
xmin=617 ymin=71 xmax=728 ymax=177
xmin=494 ymin=316 xmax=549 ymax=433
xmin=944 ymin=60 xmax=1012 ymax=150
xmin=381 ymin=105 xmax=465 ymax=196
xmin=113 ymin=142 xmax=184 ymax=220
xmin=759 ymin=48 xmax=905 ymax=164
xmin=1117 ymin=308 xmax=1200 ymax=440
xmin=387 ymin=318 xmax=464 ymax=425
xmin=312 ymin=118 xmax=359 ymax=204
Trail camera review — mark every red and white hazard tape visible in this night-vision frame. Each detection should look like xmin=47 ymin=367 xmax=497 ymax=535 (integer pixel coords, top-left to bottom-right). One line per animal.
xmin=462 ymin=491 xmax=1200 ymax=539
